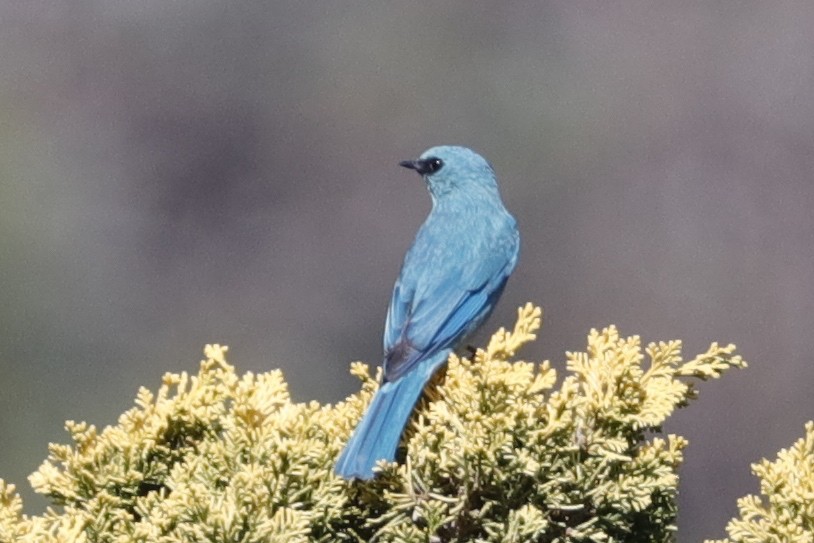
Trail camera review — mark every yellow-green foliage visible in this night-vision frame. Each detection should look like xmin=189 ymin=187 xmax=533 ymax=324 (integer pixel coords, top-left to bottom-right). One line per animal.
xmin=0 ymin=304 xmax=747 ymax=543
xmin=706 ymin=421 xmax=814 ymax=543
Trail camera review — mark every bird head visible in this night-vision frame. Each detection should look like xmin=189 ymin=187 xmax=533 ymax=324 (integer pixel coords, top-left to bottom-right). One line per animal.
xmin=399 ymin=146 xmax=499 ymax=200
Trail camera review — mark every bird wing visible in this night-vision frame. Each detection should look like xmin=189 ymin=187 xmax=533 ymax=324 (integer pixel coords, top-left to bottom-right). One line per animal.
xmin=382 ymin=229 xmax=519 ymax=382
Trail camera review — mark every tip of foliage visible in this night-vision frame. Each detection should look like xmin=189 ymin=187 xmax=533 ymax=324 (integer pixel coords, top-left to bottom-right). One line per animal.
xmin=705 ymin=421 xmax=814 ymax=543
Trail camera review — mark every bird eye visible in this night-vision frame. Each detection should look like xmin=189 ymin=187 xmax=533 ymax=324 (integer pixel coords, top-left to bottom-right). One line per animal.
xmin=425 ymin=158 xmax=444 ymax=174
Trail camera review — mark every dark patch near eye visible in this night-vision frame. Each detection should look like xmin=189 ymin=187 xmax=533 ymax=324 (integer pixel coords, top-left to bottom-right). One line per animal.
xmin=425 ymin=157 xmax=444 ymax=174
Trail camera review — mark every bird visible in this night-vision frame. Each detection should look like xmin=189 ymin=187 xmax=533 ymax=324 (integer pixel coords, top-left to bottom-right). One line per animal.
xmin=334 ymin=145 xmax=520 ymax=480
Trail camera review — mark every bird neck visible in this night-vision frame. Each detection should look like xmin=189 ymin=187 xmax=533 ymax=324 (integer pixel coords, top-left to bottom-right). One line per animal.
xmin=430 ymin=185 xmax=505 ymax=213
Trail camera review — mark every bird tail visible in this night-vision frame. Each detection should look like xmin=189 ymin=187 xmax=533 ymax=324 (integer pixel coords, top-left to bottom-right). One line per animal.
xmin=334 ymin=352 xmax=447 ymax=480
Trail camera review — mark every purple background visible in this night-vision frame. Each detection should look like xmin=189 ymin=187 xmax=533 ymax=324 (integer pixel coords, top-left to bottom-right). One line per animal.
xmin=1 ymin=4 xmax=813 ymax=541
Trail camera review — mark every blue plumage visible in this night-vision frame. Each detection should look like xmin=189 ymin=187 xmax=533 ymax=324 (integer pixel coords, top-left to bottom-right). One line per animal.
xmin=335 ymin=146 xmax=519 ymax=480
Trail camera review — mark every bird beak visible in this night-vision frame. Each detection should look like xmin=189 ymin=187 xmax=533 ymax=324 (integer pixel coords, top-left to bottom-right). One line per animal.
xmin=399 ymin=159 xmax=431 ymax=176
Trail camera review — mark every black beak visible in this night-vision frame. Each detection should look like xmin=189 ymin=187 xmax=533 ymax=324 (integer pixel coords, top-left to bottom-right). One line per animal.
xmin=399 ymin=159 xmax=431 ymax=176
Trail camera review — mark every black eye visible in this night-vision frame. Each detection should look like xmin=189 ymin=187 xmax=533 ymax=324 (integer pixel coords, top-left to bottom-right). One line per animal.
xmin=425 ymin=158 xmax=444 ymax=174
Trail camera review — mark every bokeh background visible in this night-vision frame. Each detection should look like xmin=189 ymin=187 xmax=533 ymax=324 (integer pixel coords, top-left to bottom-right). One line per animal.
xmin=1 ymin=3 xmax=813 ymax=541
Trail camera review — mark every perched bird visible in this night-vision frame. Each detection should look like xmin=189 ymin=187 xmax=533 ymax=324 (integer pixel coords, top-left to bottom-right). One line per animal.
xmin=334 ymin=146 xmax=520 ymax=480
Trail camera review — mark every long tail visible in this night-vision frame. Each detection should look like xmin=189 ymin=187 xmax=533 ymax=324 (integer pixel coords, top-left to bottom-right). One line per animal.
xmin=334 ymin=351 xmax=448 ymax=480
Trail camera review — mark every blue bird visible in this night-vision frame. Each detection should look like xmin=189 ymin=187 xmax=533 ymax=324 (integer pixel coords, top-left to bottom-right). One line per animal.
xmin=334 ymin=146 xmax=520 ymax=480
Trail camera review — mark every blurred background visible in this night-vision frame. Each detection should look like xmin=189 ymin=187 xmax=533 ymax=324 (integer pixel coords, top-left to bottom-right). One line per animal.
xmin=1 ymin=2 xmax=812 ymax=541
